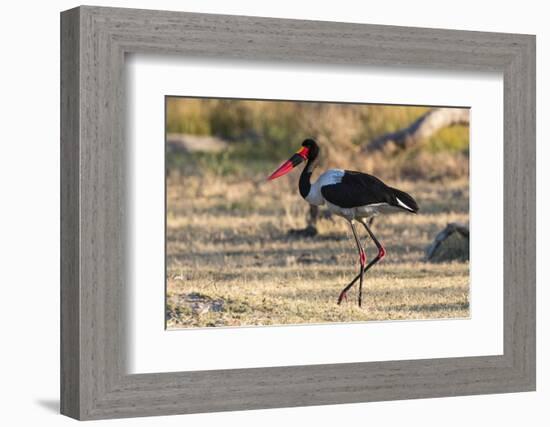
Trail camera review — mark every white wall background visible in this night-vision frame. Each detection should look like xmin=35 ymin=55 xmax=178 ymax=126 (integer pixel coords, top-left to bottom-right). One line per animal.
xmin=0 ymin=0 xmax=546 ymax=425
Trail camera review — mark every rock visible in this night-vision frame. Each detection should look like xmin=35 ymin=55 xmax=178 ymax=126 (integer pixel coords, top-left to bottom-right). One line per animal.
xmin=425 ymin=222 xmax=469 ymax=262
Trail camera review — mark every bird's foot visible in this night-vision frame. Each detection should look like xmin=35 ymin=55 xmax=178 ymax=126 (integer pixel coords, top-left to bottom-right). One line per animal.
xmin=337 ymin=291 xmax=348 ymax=305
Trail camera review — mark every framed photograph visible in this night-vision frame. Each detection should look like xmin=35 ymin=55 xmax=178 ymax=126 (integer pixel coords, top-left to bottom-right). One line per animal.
xmin=61 ymin=6 xmax=536 ymax=420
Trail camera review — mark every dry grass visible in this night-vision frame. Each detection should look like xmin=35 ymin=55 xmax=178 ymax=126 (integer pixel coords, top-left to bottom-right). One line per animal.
xmin=166 ymin=172 xmax=469 ymax=329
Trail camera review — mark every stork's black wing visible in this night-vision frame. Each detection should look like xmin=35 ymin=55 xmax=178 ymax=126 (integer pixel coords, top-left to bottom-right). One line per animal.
xmin=320 ymin=171 xmax=418 ymax=212
xmin=320 ymin=171 xmax=392 ymax=208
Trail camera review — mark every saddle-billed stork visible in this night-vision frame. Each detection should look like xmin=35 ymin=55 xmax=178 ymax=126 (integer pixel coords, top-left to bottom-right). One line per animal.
xmin=267 ymin=138 xmax=419 ymax=307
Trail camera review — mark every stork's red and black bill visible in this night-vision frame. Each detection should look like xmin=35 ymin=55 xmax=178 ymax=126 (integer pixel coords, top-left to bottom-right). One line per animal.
xmin=267 ymin=146 xmax=309 ymax=180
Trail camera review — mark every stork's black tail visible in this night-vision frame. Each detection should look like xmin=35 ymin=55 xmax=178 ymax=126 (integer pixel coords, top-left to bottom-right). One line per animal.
xmin=390 ymin=187 xmax=419 ymax=213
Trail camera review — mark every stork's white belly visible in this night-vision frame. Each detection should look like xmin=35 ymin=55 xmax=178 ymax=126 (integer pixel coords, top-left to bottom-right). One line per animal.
xmin=326 ymin=201 xmax=401 ymax=220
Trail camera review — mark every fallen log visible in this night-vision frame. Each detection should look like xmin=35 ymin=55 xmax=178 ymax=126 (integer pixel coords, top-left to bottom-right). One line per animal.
xmin=366 ymin=108 xmax=470 ymax=153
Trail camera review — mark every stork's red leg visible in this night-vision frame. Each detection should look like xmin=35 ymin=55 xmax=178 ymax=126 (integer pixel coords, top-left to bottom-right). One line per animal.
xmin=337 ymin=218 xmax=386 ymax=307
xmin=338 ymin=220 xmax=366 ymax=307
xmin=360 ymin=219 xmax=385 ymax=259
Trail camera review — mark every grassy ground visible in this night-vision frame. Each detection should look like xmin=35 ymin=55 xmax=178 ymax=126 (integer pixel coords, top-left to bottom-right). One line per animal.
xmin=166 ymin=171 xmax=469 ymax=329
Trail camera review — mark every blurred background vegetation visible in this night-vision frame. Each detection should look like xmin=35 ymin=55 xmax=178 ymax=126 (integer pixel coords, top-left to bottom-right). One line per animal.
xmin=166 ymin=97 xmax=469 ymax=181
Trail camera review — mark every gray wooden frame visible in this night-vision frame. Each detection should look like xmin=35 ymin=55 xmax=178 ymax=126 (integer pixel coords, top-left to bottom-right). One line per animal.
xmin=60 ymin=5 xmax=536 ymax=421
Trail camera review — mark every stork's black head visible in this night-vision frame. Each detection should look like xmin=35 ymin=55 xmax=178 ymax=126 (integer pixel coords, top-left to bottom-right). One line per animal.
xmin=267 ymin=138 xmax=319 ymax=181
xmin=301 ymin=138 xmax=319 ymax=161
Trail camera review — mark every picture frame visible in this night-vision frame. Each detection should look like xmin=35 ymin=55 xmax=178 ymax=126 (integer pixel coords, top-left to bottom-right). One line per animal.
xmin=60 ymin=5 xmax=536 ymax=420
